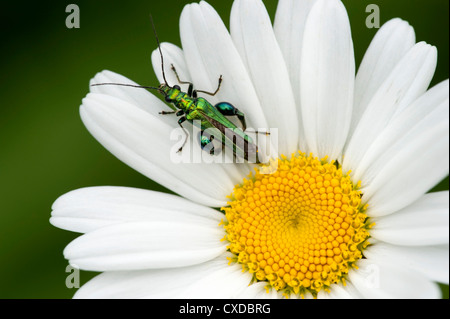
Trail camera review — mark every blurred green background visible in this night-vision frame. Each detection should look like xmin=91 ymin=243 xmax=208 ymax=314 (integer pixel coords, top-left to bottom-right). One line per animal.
xmin=0 ymin=0 xmax=448 ymax=298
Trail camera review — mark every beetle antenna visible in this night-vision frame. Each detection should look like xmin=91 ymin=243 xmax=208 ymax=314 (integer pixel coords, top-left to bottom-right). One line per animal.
xmin=149 ymin=14 xmax=169 ymax=86
xmin=91 ymin=83 xmax=160 ymax=91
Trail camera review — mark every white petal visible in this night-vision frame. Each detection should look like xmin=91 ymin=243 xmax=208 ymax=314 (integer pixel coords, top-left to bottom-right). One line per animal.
xmin=354 ymin=80 xmax=449 ymax=183
xmin=180 ymin=1 xmax=277 ymax=164
xmin=178 ymin=262 xmax=252 ymax=298
xmin=230 ymin=0 xmax=298 ymax=155
xmin=274 ymin=0 xmax=317 ymax=150
xmin=300 ymin=0 xmax=355 ymax=160
xmin=151 ymin=42 xmax=191 ymax=91
xmin=370 ymin=192 xmax=449 ymax=246
xmin=365 ymin=242 xmax=449 ymax=284
xmin=74 ymin=253 xmax=231 ymax=299
xmin=343 ymin=42 xmax=438 ymax=173
xmin=64 ymin=221 xmax=227 ymax=271
xmin=350 ymin=18 xmax=415 ymax=138
xmin=81 ymin=91 xmax=241 ymax=207
xmin=355 ymin=81 xmax=449 ymax=215
xmin=50 ymin=186 xmax=224 ymax=233
xmin=179 ymin=1 xmax=268 ymax=133
xmin=349 ymin=259 xmax=441 ymax=298
xmin=363 ymin=118 xmax=448 ymax=216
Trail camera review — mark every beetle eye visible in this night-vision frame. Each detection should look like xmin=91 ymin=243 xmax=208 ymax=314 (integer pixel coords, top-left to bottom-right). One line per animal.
xmin=173 ymin=85 xmax=181 ymax=91
xmin=165 ymin=95 xmax=172 ymax=102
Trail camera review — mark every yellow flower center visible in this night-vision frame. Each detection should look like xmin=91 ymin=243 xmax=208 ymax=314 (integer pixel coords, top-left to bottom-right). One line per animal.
xmin=222 ymin=152 xmax=371 ymax=298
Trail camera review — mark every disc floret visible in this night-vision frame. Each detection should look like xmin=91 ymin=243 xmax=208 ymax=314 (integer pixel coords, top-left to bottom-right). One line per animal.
xmin=222 ymin=152 xmax=371 ymax=297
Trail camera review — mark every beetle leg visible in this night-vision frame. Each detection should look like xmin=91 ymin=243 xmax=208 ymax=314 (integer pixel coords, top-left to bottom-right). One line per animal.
xmin=171 ymin=63 xmax=222 ymax=98
xmin=177 ymin=117 xmax=189 ymax=153
xmin=171 ymin=64 xmax=195 ymax=97
xmin=195 ymin=75 xmax=223 ymax=97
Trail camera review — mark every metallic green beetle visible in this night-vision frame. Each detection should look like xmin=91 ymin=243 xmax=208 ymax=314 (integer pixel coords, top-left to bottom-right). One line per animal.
xmin=93 ymin=16 xmax=264 ymax=163
xmin=158 ymin=63 xmax=262 ymax=163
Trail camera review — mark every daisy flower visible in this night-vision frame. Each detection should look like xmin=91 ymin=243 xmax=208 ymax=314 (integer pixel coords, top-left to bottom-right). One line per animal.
xmin=51 ymin=0 xmax=449 ymax=298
